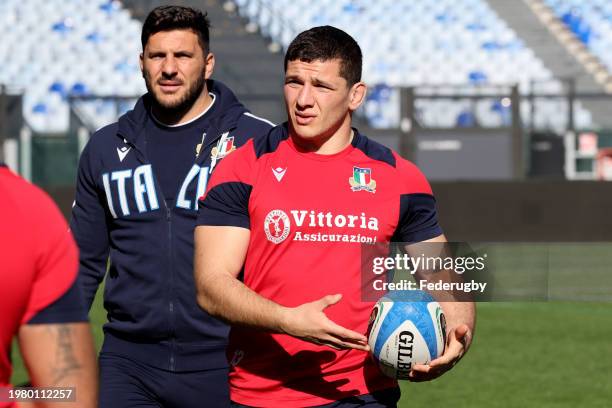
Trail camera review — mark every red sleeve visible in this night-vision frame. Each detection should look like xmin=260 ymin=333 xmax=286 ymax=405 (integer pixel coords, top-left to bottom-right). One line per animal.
xmin=22 ymin=193 xmax=79 ymax=324
xmin=197 ymin=140 xmax=256 ymax=229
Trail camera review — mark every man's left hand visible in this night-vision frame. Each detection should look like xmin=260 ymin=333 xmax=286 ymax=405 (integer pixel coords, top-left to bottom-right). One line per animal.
xmin=408 ymin=324 xmax=471 ymax=382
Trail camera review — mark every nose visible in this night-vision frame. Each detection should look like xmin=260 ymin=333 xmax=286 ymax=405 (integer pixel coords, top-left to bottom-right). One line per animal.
xmin=296 ymin=84 xmax=314 ymax=109
xmin=161 ymin=56 xmax=178 ymax=77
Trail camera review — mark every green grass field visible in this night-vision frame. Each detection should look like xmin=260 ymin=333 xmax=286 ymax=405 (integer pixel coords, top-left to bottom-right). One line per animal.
xmin=12 ymin=299 xmax=611 ymax=407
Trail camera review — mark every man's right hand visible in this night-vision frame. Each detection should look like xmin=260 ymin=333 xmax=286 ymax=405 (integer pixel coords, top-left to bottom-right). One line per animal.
xmin=280 ymin=294 xmax=370 ymax=351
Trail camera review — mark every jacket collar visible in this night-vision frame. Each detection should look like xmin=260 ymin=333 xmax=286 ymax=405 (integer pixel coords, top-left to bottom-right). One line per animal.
xmin=116 ymin=79 xmax=248 ymax=163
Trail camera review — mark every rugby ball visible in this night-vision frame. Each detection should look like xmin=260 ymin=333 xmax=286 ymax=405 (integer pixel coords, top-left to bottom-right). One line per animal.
xmin=367 ymin=290 xmax=446 ymax=380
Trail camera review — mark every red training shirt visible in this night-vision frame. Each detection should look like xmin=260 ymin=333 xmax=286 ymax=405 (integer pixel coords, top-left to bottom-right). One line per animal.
xmin=198 ymin=125 xmax=442 ymax=407
xmin=0 ymin=166 xmax=78 ymax=407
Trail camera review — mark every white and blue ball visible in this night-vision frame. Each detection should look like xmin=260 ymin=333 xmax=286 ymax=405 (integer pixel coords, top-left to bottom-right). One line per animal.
xmin=367 ymin=290 xmax=446 ymax=380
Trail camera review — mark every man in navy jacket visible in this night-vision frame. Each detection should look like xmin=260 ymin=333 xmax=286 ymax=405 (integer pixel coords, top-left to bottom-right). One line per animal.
xmin=70 ymin=6 xmax=273 ymax=407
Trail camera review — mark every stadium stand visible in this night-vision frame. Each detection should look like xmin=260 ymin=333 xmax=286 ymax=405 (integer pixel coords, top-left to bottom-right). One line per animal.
xmin=0 ymin=0 xmax=602 ymax=133
xmin=0 ymin=0 xmax=145 ymax=133
xmin=233 ymin=0 xmax=596 ymax=131
xmin=1 ymin=0 xmax=611 ymax=182
xmin=488 ymin=0 xmax=612 ymax=131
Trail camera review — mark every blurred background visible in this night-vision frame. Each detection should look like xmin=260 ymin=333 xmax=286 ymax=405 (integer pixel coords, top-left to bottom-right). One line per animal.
xmin=2 ymin=0 xmax=612 ymax=241
xmin=2 ymin=0 xmax=611 ymax=406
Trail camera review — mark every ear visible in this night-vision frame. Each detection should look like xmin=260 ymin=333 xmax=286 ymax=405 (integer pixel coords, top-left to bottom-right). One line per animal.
xmin=204 ymin=52 xmax=215 ymax=80
xmin=139 ymin=52 xmax=144 ymax=76
xmin=348 ymin=81 xmax=367 ymax=112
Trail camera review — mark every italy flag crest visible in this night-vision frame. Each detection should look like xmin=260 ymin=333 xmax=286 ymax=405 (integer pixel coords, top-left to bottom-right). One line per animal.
xmin=349 ymin=166 xmax=376 ymax=193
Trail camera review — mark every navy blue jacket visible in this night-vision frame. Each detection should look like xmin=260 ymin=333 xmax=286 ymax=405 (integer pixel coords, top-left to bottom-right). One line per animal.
xmin=70 ymin=80 xmax=273 ymax=371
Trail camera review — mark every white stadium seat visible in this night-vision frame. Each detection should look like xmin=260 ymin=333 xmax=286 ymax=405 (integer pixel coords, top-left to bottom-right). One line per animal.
xmin=1 ymin=0 xmax=605 ymax=132
xmin=0 ymin=0 xmax=143 ymax=132
xmin=232 ymin=0 xmax=596 ymax=129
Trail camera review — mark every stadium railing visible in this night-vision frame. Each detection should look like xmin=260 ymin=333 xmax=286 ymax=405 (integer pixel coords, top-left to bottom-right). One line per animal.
xmin=357 ymin=81 xmax=612 ymax=181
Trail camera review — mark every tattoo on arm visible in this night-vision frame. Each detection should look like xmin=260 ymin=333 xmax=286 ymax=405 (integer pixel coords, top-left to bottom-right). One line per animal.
xmin=50 ymin=325 xmax=82 ymax=384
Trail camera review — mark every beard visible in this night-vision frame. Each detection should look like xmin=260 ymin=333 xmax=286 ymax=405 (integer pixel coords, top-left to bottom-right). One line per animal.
xmin=143 ymin=69 xmax=206 ymax=115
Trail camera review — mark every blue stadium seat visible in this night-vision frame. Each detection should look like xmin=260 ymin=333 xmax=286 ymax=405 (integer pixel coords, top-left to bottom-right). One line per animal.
xmin=545 ymin=0 xmax=612 ymax=71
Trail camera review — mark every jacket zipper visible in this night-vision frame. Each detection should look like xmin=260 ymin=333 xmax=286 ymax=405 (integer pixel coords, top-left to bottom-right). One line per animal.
xmin=116 ymin=122 xmax=236 ymax=372
xmin=165 ymin=203 xmax=176 ymax=372
xmin=120 ymin=134 xmax=178 ymax=371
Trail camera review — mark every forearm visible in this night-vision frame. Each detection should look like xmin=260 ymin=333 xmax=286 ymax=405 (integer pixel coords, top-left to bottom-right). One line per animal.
xmin=440 ymin=301 xmax=476 ymax=346
xmin=18 ymin=323 xmax=98 ymax=408
xmin=194 ymin=226 xmax=370 ymax=350
xmin=194 ymin=225 xmax=289 ymax=332
xmin=196 ymin=272 xmax=289 ymax=333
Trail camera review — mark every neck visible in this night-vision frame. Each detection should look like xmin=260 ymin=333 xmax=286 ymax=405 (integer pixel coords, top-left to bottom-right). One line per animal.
xmin=151 ymin=89 xmax=213 ymax=126
xmin=290 ymin=115 xmax=354 ymax=155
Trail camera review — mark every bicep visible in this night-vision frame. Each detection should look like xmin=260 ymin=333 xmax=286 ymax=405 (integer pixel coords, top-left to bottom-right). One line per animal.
xmin=421 ymin=234 xmax=446 ymax=243
xmin=403 ymin=233 xmax=447 ymax=257
xmin=404 ymin=234 xmax=455 ymax=293
xmin=194 ymin=225 xmax=250 ymax=281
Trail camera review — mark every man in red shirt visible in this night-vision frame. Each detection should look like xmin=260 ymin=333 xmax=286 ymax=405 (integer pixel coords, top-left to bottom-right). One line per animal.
xmin=194 ymin=26 xmax=475 ymax=407
xmin=0 ymin=164 xmax=97 ymax=408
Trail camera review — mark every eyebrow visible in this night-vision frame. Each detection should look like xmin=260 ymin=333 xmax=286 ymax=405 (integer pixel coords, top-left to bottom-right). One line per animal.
xmin=285 ymin=75 xmax=336 ymax=89
xmin=147 ymin=49 xmax=194 ymax=56
xmin=285 ymin=75 xmax=301 ymax=82
xmin=312 ymin=78 xmax=336 ymax=89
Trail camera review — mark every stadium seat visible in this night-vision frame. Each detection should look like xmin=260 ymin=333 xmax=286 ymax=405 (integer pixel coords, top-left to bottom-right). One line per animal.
xmin=545 ymin=0 xmax=612 ymax=72
xmin=0 ymin=0 xmax=601 ymax=132
xmin=233 ymin=0 xmax=595 ymax=130
xmin=0 ymin=0 xmax=144 ymax=132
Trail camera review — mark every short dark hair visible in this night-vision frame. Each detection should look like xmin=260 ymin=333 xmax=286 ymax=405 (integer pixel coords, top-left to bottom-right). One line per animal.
xmin=284 ymin=26 xmax=362 ymax=86
xmin=141 ymin=6 xmax=211 ymax=54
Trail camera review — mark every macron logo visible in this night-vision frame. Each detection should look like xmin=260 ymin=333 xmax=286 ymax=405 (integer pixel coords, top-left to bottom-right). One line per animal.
xmin=272 ymin=167 xmax=287 ymax=182
xmin=117 ymin=146 xmax=131 ymax=162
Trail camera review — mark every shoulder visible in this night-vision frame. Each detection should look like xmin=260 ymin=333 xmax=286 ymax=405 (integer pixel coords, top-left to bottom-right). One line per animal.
xmin=241 ymin=112 xmax=275 ymax=128
xmin=352 ymin=131 xmax=397 ymax=168
xmin=250 ymin=123 xmax=289 ymax=159
xmin=392 ymin=152 xmax=433 ymax=195
xmin=212 ymin=138 xmax=257 ymax=179
xmin=1 ymin=169 xmax=66 ymax=228
xmin=353 ymin=131 xmax=433 ymax=195
xmin=1 ymin=168 xmax=51 ymax=207
xmin=235 ymin=111 xmax=275 ymax=139
xmin=83 ymin=122 xmax=119 ymax=156
xmin=209 ymin=125 xmax=287 ymax=185
xmin=91 ymin=122 xmax=118 ymax=141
